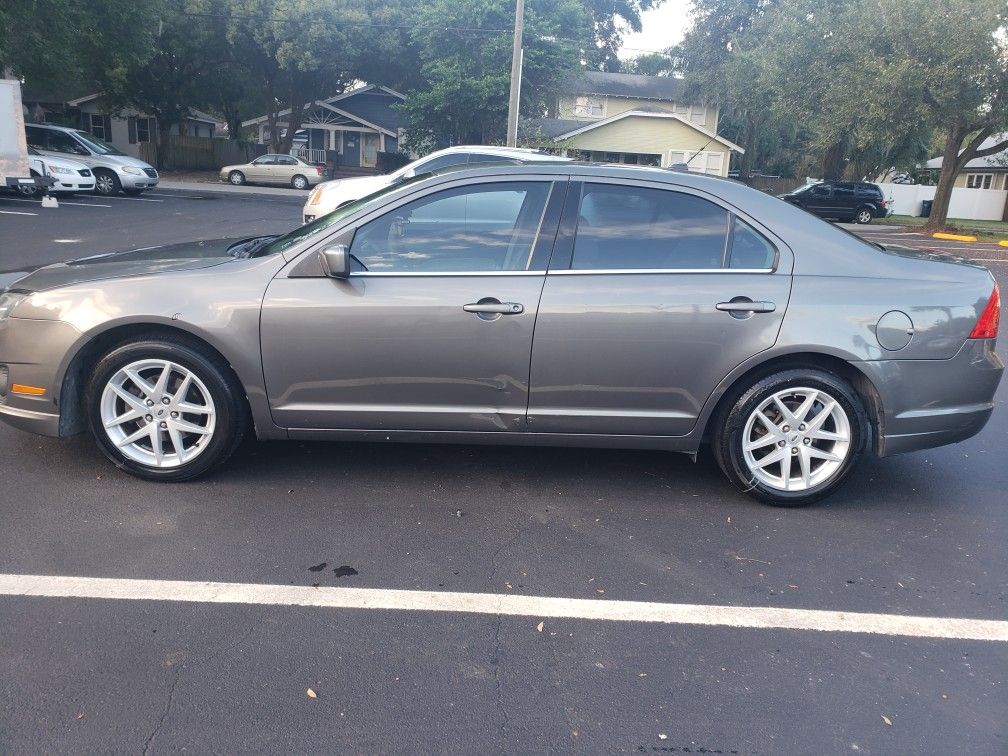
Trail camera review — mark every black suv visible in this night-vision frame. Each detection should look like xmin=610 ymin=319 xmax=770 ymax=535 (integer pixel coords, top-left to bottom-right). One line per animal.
xmin=780 ymin=181 xmax=889 ymax=224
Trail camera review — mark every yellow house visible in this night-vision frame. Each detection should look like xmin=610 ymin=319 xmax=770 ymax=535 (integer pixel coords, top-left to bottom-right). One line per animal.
xmin=523 ymin=71 xmax=743 ymax=176
xmin=925 ymin=133 xmax=1008 ymax=191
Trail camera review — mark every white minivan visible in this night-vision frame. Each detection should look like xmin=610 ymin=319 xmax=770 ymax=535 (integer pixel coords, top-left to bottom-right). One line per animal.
xmin=24 ymin=123 xmax=158 ymax=195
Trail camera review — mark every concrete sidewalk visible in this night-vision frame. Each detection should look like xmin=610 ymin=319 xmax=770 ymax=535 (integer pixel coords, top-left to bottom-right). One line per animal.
xmin=156 ymin=180 xmax=310 ymax=197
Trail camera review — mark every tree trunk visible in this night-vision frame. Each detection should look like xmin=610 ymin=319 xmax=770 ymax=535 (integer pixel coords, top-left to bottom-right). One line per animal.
xmin=736 ymin=110 xmax=757 ymax=180
xmin=926 ymin=124 xmax=968 ymax=230
xmin=156 ymin=119 xmax=173 ymax=171
xmin=820 ymin=140 xmax=846 ymax=180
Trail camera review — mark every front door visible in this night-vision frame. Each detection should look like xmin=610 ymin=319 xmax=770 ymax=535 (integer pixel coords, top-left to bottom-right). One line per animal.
xmin=805 ymin=183 xmax=833 ymax=215
xmin=247 ymin=155 xmax=275 ymax=181
xmin=528 ymin=180 xmax=792 ymax=437
xmin=261 ymin=178 xmax=563 ymax=432
xmin=361 ymin=133 xmax=380 ymax=168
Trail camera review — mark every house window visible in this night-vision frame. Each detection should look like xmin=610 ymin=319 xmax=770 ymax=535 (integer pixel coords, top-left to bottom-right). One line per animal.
xmin=673 ymin=104 xmax=707 ymax=124
xmin=89 ymin=113 xmax=107 ymax=140
xmin=966 ymin=173 xmax=993 ymax=189
xmin=573 ymin=95 xmax=606 ymax=118
xmin=668 ymin=150 xmax=724 ymax=176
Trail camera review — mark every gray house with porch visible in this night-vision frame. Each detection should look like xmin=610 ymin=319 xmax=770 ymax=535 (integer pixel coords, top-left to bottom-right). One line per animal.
xmin=243 ymin=85 xmax=407 ymax=173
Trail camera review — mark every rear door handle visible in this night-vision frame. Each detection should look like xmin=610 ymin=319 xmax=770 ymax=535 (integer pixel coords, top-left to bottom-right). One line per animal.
xmin=463 ymin=301 xmax=524 ymax=315
xmin=716 ymin=300 xmax=776 ymax=313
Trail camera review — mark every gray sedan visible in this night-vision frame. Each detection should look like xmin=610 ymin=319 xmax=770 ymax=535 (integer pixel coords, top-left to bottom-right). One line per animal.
xmin=0 ymin=165 xmax=1001 ymax=505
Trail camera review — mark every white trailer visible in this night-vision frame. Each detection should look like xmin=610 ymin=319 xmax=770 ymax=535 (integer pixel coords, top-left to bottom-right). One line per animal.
xmin=1 ymin=78 xmax=53 ymax=193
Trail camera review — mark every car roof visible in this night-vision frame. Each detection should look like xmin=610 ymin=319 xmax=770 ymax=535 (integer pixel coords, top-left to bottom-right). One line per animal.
xmin=26 ymin=123 xmax=77 ymax=132
xmin=433 ymin=145 xmax=559 ymax=160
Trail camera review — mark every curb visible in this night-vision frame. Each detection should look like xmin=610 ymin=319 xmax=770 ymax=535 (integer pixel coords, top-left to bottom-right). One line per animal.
xmin=156 ymin=180 xmax=310 ymax=197
xmin=932 ymin=231 xmax=978 ymax=242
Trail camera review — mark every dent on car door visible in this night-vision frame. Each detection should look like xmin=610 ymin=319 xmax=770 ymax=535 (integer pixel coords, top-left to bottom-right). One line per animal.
xmin=527 ymin=181 xmax=793 ymax=437
xmin=260 ymin=178 xmax=565 ymax=432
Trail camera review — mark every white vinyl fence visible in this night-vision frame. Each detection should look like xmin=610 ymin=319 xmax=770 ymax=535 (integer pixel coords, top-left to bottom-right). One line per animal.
xmin=878 ymin=182 xmax=1008 ymax=221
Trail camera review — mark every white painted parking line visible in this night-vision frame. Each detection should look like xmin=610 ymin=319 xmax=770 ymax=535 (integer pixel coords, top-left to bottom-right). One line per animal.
xmin=0 ymin=209 xmax=37 ymax=216
xmin=100 ymin=195 xmax=163 ymax=202
xmin=1 ymin=196 xmax=111 ymax=208
xmin=2 ymin=573 xmax=1006 ymax=642
xmin=145 ymin=192 xmax=207 ymax=199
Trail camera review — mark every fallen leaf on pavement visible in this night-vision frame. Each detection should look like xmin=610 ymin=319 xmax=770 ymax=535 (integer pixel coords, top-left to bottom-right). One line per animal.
xmin=881 ymin=714 xmax=892 ymax=726
xmin=307 ymin=688 xmax=317 ymax=699
xmin=536 ymin=621 xmax=544 ymax=632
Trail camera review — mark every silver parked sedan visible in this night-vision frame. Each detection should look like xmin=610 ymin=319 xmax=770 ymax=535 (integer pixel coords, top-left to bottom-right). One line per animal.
xmin=0 ymin=165 xmax=1001 ymax=505
xmin=219 ymin=153 xmax=325 ymax=190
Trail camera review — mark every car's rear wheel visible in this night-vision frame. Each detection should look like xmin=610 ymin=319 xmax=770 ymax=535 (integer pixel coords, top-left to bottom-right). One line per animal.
xmin=854 ymin=207 xmax=873 ymax=224
xmin=291 ymin=174 xmax=309 ymax=190
xmin=229 ymin=170 xmax=246 ymax=186
xmin=94 ymin=169 xmax=121 ymax=196
xmin=85 ymin=337 xmax=248 ymax=481
xmin=713 ymin=369 xmax=869 ymax=506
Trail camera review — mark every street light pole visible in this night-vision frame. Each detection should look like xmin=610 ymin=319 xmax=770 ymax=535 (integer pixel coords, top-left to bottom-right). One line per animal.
xmin=505 ymin=0 xmax=524 ymax=147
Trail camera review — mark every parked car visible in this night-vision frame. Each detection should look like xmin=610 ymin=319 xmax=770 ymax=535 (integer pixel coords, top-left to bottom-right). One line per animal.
xmin=302 ymin=145 xmax=567 ymax=223
xmin=24 ymin=123 xmax=158 ymax=195
xmin=15 ymin=147 xmax=95 ymax=196
xmin=780 ymin=181 xmax=889 ymax=224
xmin=219 ymin=154 xmax=325 ymax=190
xmin=0 ymin=164 xmax=1001 ymax=505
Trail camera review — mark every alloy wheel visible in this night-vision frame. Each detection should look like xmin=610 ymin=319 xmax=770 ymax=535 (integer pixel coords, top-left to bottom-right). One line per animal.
xmin=741 ymin=387 xmax=851 ymax=492
xmin=857 ymin=209 xmax=872 ymax=224
xmin=100 ymin=358 xmax=216 ymax=468
xmin=95 ymin=173 xmax=116 ymax=194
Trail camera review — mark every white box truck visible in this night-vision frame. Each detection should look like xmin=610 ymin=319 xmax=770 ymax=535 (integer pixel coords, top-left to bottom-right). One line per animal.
xmin=1 ymin=78 xmax=54 ymax=193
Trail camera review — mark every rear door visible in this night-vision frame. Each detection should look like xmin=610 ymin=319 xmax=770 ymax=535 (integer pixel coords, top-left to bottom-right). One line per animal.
xmin=272 ymin=155 xmax=298 ymax=184
xmin=261 ymin=176 xmax=565 ymax=432
xmin=527 ymin=179 xmax=792 ymax=437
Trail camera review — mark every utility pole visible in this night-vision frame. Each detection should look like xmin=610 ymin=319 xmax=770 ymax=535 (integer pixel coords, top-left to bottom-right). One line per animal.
xmin=505 ymin=0 xmax=524 ymax=147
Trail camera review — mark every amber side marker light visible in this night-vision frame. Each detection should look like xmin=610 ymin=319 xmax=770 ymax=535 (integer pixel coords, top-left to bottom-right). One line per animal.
xmin=10 ymin=384 xmax=46 ymax=396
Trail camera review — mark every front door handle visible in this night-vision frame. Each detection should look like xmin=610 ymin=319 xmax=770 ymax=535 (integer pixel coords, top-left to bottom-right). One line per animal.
xmin=716 ymin=299 xmax=776 ymax=313
xmin=463 ymin=301 xmax=524 ymax=315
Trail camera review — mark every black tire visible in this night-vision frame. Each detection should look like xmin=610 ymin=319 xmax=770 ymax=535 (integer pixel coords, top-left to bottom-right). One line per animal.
xmin=229 ymin=170 xmax=246 ymax=186
xmin=291 ymin=174 xmax=309 ymax=190
xmin=712 ymin=369 xmax=869 ymax=506
xmin=85 ymin=336 xmax=248 ymax=481
xmin=94 ymin=169 xmax=121 ymax=196
xmin=854 ymin=207 xmax=874 ymax=224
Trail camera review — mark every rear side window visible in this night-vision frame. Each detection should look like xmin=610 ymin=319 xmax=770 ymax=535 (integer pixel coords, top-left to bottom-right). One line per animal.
xmin=727 ymin=218 xmax=776 ymax=269
xmin=572 ymin=184 xmax=729 ymax=270
xmin=25 ymin=126 xmax=48 ymax=150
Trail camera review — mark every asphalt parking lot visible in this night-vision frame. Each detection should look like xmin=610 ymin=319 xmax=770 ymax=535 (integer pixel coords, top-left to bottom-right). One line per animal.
xmin=0 ymin=188 xmax=1005 ymax=754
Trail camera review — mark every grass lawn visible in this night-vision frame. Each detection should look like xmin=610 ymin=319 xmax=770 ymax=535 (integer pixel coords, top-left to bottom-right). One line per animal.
xmin=877 ymin=214 xmax=1008 ymax=241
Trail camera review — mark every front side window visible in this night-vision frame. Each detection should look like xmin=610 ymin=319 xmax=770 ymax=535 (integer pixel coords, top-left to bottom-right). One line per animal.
xmin=72 ymin=130 xmax=122 ymax=155
xmin=572 ymin=184 xmax=729 ymax=270
xmin=48 ymin=130 xmax=90 ymax=156
xmin=573 ymin=96 xmax=606 ymax=118
xmin=349 ymin=182 xmax=551 ymax=272
xmin=809 ymin=184 xmax=831 ymax=198
xmin=253 ymin=155 xmax=276 ymax=165
xmin=25 ymin=126 xmax=48 ymax=150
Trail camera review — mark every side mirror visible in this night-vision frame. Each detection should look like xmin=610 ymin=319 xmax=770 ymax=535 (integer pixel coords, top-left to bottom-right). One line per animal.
xmin=319 ymin=244 xmax=351 ymax=279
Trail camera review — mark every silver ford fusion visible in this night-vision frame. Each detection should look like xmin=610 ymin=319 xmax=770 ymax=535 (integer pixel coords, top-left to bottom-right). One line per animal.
xmin=0 ymin=165 xmax=1001 ymax=505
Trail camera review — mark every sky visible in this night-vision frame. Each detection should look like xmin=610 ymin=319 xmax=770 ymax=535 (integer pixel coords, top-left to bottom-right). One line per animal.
xmin=619 ymin=0 xmax=695 ymax=60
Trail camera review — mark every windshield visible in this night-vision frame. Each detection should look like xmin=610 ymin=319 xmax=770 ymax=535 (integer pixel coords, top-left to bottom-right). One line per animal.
xmin=257 ymin=177 xmax=426 ymax=257
xmin=72 ymin=130 xmax=124 ymax=155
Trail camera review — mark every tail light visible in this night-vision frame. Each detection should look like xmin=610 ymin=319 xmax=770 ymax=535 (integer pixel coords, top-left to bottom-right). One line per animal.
xmin=316 ymin=166 xmax=323 ymax=175
xmin=969 ymin=283 xmax=1000 ymax=339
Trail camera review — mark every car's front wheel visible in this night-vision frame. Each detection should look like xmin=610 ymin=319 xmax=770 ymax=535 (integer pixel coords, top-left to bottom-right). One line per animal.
xmin=85 ymin=337 xmax=248 ymax=481
xmin=229 ymin=170 xmax=246 ymax=186
xmin=94 ymin=169 xmax=121 ymax=196
xmin=713 ymin=369 xmax=869 ymax=506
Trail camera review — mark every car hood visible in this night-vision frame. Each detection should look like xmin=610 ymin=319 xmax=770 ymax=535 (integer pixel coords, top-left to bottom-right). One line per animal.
xmin=316 ymin=174 xmax=392 ymax=199
xmin=0 ymin=238 xmax=253 ymax=294
xmin=98 ymin=153 xmax=155 ymax=170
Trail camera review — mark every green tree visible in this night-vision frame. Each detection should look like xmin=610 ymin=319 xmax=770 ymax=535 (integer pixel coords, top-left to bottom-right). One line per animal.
xmin=402 ymin=0 xmax=588 ymax=149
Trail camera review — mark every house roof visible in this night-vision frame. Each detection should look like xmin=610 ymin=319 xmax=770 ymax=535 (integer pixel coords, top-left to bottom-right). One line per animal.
xmin=241 ymin=85 xmax=406 ymax=130
xmin=926 ymin=133 xmax=1008 ymax=170
xmin=561 ymin=71 xmax=684 ymax=102
xmin=524 ymin=111 xmax=744 ymax=154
